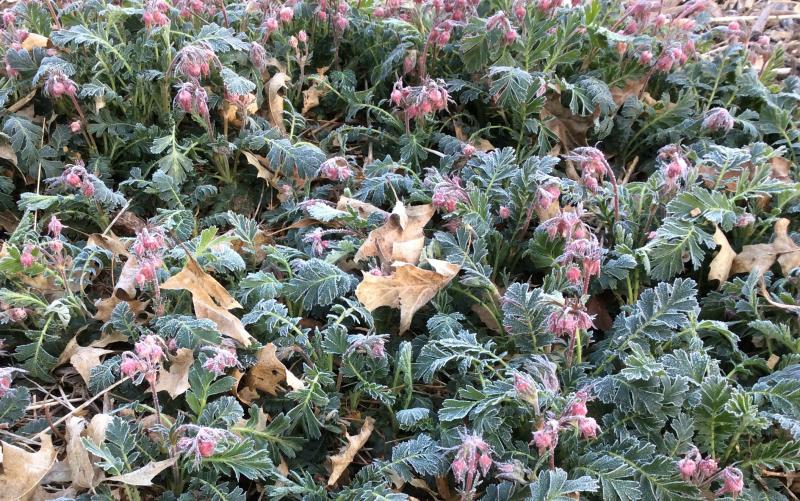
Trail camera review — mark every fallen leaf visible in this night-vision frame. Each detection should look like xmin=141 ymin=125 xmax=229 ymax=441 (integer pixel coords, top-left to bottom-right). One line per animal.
xmin=610 ymin=79 xmax=647 ymax=107
xmin=93 ymin=296 xmax=148 ymax=322
xmin=231 ymin=368 xmax=260 ymax=405
xmin=21 ymin=33 xmax=49 ymax=50
xmin=0 ymin=141 xmax=17 ymax=166
xmin=105 ymin=458 xmax=176 ymax=487
xmin=69 ymin=346 xmax=113 ymax=384
xmin=327 ymin=417 xmax=375 ymax=486
xmin=471 ymin=303 xmax=501 ymax=333
xmin=354 ymin=201 xmax=434 ymax=267
xmin=243 ymin=343 xmax=305 ymax=396
xmin=65 ymin=417 xmax=99 ymax=489
xmin=0 ymin=434 xmax=57 ymax=500
xmin=302 ymin=67 xmax=331 ymax=115
xmin=222 ymin=93 xmax=258 ymax=127
xmin=267 ymin=72 xmax=291 ymax=134
xmin=337 ymin=197 xmax=387 ymax=219
xmin=86 ymin=414 xmax=113 ymax=445
xmin=355 ymin=259 xmax=461 ymax=334
xmin=155 ymin=348 xmax=194 ymax=398
xmin=161 ymin=256 xmax=254 ymax=346
xmin=542 ymin=94 xmax=599 ymax=152
xmin=731 ymin=218 xmax=800 ymax=276
xmin=243 ymin=151 xmax=272 ymax=182
xmin=708 ymin=226 xmax=737 ymax=286
xmin=770 ymin=156 xmax=792 ymax=182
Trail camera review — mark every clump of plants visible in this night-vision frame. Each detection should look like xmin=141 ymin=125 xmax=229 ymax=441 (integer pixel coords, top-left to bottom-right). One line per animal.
xmin=0 ymin=0 xmax=799 ymax=499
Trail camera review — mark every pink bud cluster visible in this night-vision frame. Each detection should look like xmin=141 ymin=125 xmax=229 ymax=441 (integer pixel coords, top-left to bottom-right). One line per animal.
xmin=174 ymin=0 xmax=214 ymax=19
xmin=565 ymin=147 xmax=608 ymax=193
xmin=58 ymin=161 xmax=96 ymax=197
xmin=546 ymin=298 xmax=594 ymax=338
xmin=120 ymin=334 xmax=166 ymax=385
xmin=534 ymin=182 xmax=561 ymax=211
xmin=390 ymin=78 xmax=450 ymax=120
xmin=657 ymin=144 xmax=690 ymax=192
xmin=345 ymin=334 xmax=389 ymax=359
xmin=142 ymin=0 xmax=170 ymax=29
xmin=177 ymin=424 xmax=237 ymax=466
xmin=20 ymin=244 xmax=35 ymax=268
xmin=249 ymin=42 xmax=268 ymax=71
xmin=677 ymin=448 xmax=743 ymax=497
xmin=428 ymin=0 xmax=479 ymax=27
xmin=0 ymin=367 xmax=17 ymax=398
xmin=262 ymin=4 xmax=295 ymax=38
xmin=318 ymin=156 xmax=353 ymax=182
xmin=302 ymin=227 xmax=334 ymax=256
xmin=43 ymin=70 xmax=78 ymax=99
xmin=174 ymin=82 xmax=210 ymax=123
xmin=486 ymin=11 xmax=518 ymax=44
xmin=513 ymin=372 xmax=539 ymax=408
xmin=557 ymin=236 xmax=603 ymax=293
xmin=0 ymin=306 xmax=27 ymax=324
xmin=702 ymin=107 xmax=734 ymax=133
xmin=451 ymin=431 xmax=494 ymax=494
xmin=132 ymin=226 xmax=166 ymax=287
xmin=202 ymin=344 xmax=241 ymax=375
xmin=172 ymin=45 xmax=219 ymax=81
xmin=532 ymin=391 xmax=599 ymax=461
xmin=431 ymin=175 xmax=468 ymax=213
xmin=540 ymin=206 xmax=588 ymax=241
xmin=373 ymin=0 xmax=403 ymax=19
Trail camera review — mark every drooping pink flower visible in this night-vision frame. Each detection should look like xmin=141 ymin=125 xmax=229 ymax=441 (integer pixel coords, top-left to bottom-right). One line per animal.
xmin=202 ymin=344 xmax=241 ymax=376
xmin=702 ymin=107 xmax=734 ymax=133
xmin=677 ymin=458 xmax=696 ymax=480
xmin=451 ymin=431 xmax=493 ymax=493
xmin=577 ymin=416 xmax=599 ymax=438
xmin=716 ymin=467 xmax=744 ymax=499
xmin=47 ymin=215 xmax=63 ymax=238
xmin=318 ymin=157 xmax=353 ymax=181
xmin=69 ymin=120 xmax=82 ymax=133
xmin=20 ymin=245 xmax=35 ymax=268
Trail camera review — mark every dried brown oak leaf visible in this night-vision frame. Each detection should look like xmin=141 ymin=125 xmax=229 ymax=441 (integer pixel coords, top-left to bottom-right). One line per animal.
xmin=243 ymin=343 xmax=305 ymax=397
xmin=355 ymin=259 xmax=461 ymax=334
xmin=731 ymin=218 xmax=800 ymax=276
xmin=0 ymin=434 xmax=57 ymax=501
xmin=155 ymin=348 xmax=194 ymax=398
xmin=302 ymin=67 xmax=331 ymax=115
xmin=354 ymin=201 xmax=434 ymax=267
xmin=708 ymin=226 xmax=738 ymax=286
xmin=161 ymin=256 xmax=255 ymax=346
xmin=66 ymin=416 xmax=99 ymax=489
xmin=267 ymin=72 xmax=291 ymax=134
xmin=327 ymin=417 xmax=375 ymax=486
xmin=337 ymin=197 xmax=388 ymax=219
xmin=106 ymin=458 xmax=176 ymax=487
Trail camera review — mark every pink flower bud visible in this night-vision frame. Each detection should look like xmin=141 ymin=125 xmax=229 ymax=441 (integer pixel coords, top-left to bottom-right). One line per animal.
xmin=566 ymin=266 xmax=582 ymax=284
xmin=280 ymin=6 xmax=294 ymax=22
xmin=638 ymin=50 xmax=652 ymax=65
xmin=8 ymin=308 xmax=27 ymax=322
xmin=717 ymin=467 xmax=744 ymax=499
xmin=452 ymin=457 xmax=467 ymax=480
xmin=266 ymin=16 xmax=278 ymax=30
xmin=677 ymin=458 xmax=696 ymax=480
xmin=288 ymin=36 xmax=298 ymax=48
xmin=462 ymin=144 xmax=476 ymax=157
xmin=698 ymin=457 xmax=718 ymax=477
xmin=532 ymin=429 xmax=553 ymax=450
xmin=478 ymin=453 xmax=492 ymax=475
xmin=197 ymin=439 xmax=216 ymax=457
xmin=334 ymin=14 xmax=348 ymax=31
xmin=578 ymin=417 xmax=599 ymax=439
xmin=120 ymin=357 xmax=141 ymax=377
xmin=298 ymin=30 xmax=308 ymax=42
xmin=20 ymin=246 xmax=34 ymax=268
xmin=498 ymin=205 xmax=511 ymax=219
xmin=66 ymin=172 xmax=82 ymax=187
xmin=69 ymin=120 xmax=82 ymax=133
xmin=81 ymin=181 xmax=95 ymax=197
xmin=47 ymin=215 xmax=63 ymax=237
xmin=317 ymin=9 xmax=327 ymax=21
xmin=702 ymin=107 xmax=734 ymax=133
xmin=504 ymin=29 xmax=518 ymax=43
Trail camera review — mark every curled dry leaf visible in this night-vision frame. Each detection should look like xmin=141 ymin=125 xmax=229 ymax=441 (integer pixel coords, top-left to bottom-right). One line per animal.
xmin=105 ymin=458 xmax=176 ymax=487
xmin=337 ymin=197 xmax=387 ymax=219
xmin=161 ymin=255 xmax=254 ymax=346
xmin=355 ymin=259 xmax=461 ymax=334
xmin=354 ymin=201 xmax=435 ymax=267
xmin=231 ymin=368 xmax=260 ymax=405
xmin=327 ymin=417 xmax=375 ymax=486
xmin=243 ymin=151 xmax=272 ymax=182
xmin=66 ymin=417 xmax=99 ymax=489
xmin=302 ymin=67 xmax=331 ymax=115
xmin=731 ymin=218 xmax=800 ymax=276
xmin=243 ymin=343 xmax=305 ymax=397
xmin=57 ymin=332 xmax=126 ymax=384
xmin=155 ymin=348 xmax=194 ymax=398
xmin=87 ymin=233 xmax=139 ymax=300
xmin=708 ymin=226 xmax=737 ymax=286
xmin=267 ymin=72 xmax=291 ymax=134
xmin=0 ymin=141 xmax=17 ymax=166
xmin=542 ymin=94 xmax=599 ymax=153
xmin=21 ymin=33 xmax=49 ymax=50
xmin=93 ymin=296 xmax=148 ymax=323
xmin=0 ymin=434 xmax=57 ymax=501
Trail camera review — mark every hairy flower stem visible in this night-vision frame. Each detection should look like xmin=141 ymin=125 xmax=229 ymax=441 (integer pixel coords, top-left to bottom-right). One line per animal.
xmin=606 ymin=163 xmax=620 ymax=224
xmin=149 ymin=379 xmax=163 ymax=426
xmin=68 ymin=95 xmax=98 ymax=153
